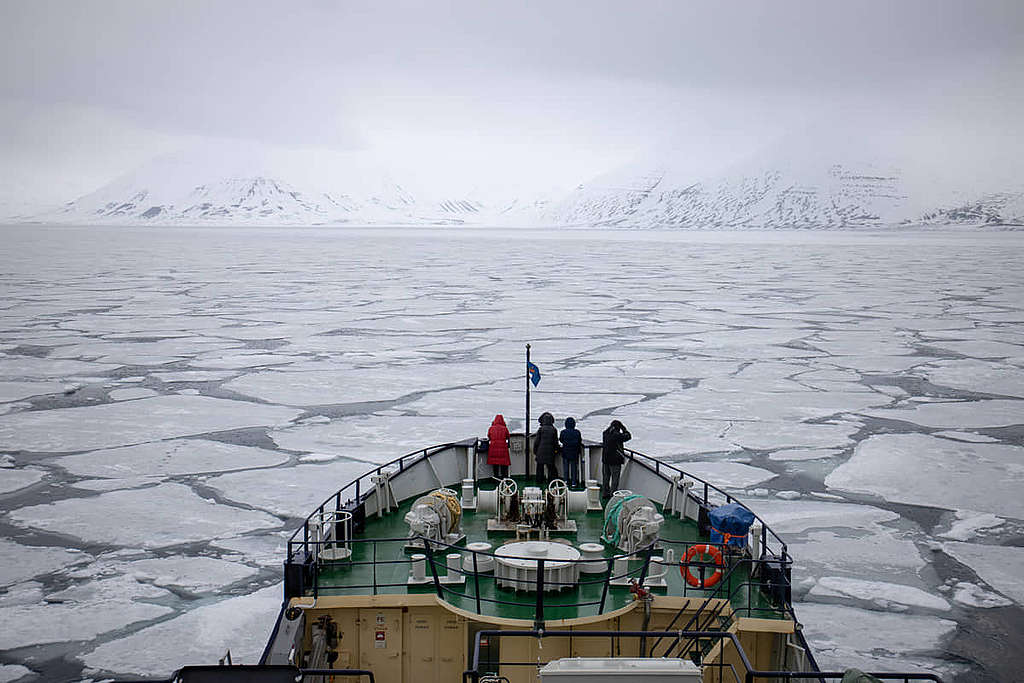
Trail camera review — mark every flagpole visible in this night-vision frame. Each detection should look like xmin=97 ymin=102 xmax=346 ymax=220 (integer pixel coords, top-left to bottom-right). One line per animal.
xmin=525 ymin=343 xmax=531 ymax=480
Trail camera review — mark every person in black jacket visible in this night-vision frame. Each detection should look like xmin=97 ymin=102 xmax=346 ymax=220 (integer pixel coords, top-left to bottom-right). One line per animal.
xmin=559 ymin=416 xmax=583 ymax=488
xmin=601 ymin=419 xmax=631 ymax=499
xmin=533 ymin=411 xmax=560 ymax=486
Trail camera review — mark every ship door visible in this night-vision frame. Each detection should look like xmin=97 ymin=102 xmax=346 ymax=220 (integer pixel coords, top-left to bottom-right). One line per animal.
xmin=359 ymin=608 xmax=403 ymax=682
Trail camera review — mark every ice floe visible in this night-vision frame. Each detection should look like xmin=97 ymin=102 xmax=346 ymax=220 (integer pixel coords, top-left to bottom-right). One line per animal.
xmin=270 ymin=415 xmax=486 ymax=464
xmin=933 ymin=430 xmax=999 ymax=443
xmin=0 ymin=395 xmax=302 ymax=452
xmin=859 ymin=398 xmax=1023 ymax=429
xmin=205 ymin=460 xmax=372 ymax=518
xmin=768 ymin=447 xmax=845 ymax=462
xmin=826 ymin=433 xmax=1024 ymax=518
xmin=0 ymin=664 xmax=33 ymax=682
xmin=80 ymin=583 xmax=283 ymax=677
xmin=949 ymin=581 xmax=1013 ymax=608
xmin=107 ymin=387 xmax=159 ymax=401
xmin=920 ymin=359 xmax=1024 ymax=398
xmin=672 ymin=461 xmax=776 ymax=489
xmin=0 ymin=575 xmax=174 ymax=650
xmin=0 ymin=540 xmax=92 ymax=587
xmin=7 ymin=483 xmax=281 ymax=548
xmin=937 ymin=510 xmax=1004 ymax=541
xmin=0 ymin=380 xmax=69 ymax=402
xmin=121 ymin=556 xmax=258 ymax=594
xmin=941 ymin=541 xmax=1024 ymax=605
xmin=0 ymin=468 xmax=45 ymax=495
xmin=53 ymin=439 xmax=290 ymax=480
xmin=808 ymin=576 xmax=950 ymax=612
xmin=797 ymin=602 xmax=955 ymax=675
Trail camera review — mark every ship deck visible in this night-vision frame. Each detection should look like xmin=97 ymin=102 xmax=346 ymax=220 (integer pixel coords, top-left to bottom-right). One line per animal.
xmin=310 ymin=476 xmax=783 ymax=623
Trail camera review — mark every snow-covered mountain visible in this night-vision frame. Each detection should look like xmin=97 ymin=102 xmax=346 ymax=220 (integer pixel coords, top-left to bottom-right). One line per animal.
xmin=907 ymin=190 xmax=1024 ymax=227
xmin=545 ymin=157 xmax=919 ymax=229
xmin=34 ymin=152 xmax=501 ymax=226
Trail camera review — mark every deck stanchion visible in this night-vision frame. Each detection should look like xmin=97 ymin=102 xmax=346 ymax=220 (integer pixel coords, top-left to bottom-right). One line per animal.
xmin=372 ymin=542 xmax=377 ymax=594
xmin=473 ymin=552 xmax=482 ymax=614
xmin=534 ymin=559 xmax=545 ymax=628
xmin=598 ymin=558 xmax=612 ymax=613
xmin=424 ymin=540 xmax=444 ymax=599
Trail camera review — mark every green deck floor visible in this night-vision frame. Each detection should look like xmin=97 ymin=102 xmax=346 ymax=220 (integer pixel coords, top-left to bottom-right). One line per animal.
xmin=311 ymin=478 xmax=783 ymax=622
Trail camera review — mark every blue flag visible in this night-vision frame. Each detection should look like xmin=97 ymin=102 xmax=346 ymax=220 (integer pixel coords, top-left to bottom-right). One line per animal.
xmin=527 ymin=361 xmax=541 ymax=387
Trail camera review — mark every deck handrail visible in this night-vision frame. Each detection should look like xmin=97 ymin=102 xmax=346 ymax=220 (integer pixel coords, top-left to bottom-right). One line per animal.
xmin=287 ymin=439 xmax=792 ymax=567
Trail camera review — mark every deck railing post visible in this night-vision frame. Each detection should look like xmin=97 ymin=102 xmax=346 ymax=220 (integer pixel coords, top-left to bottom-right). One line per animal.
xmin=598 ymin=558 xmax=613 ymax=613
xmin=424 ymin=540 xmax=444 ymax=599
xmin=637 ymin=546 xmax=652 ymax=587
xmin=534 ymin=559 xmax=545 ymax=628
xmin=473 ymin=552 xmax=482 ymax=614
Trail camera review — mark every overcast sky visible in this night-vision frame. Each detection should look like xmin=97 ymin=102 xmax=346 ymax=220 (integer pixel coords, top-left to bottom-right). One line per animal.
xmin=1 ymin=0 xmax=1022 ymax=206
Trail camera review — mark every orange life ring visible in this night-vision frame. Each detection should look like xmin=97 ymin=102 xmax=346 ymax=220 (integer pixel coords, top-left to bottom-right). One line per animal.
xmin=681 ymin=544 xmax=724 ymax=589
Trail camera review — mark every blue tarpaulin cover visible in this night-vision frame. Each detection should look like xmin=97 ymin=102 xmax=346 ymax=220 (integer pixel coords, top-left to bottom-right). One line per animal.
xmin=708 ymin=503 xmax=756 ymax=547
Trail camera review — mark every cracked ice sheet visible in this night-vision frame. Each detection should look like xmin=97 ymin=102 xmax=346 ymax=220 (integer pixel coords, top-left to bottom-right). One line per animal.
xmin=205 ymin=460 xmax=373 ymax=518
xmin=108 ymin=387 xmax=159 ymax=400
xmin=80 ymin=583 xmax=282 ymax=677
xmin=0 ymin=395 xmax=301 ymax=452
xmin=743 ymin=498 xmax=926 ymax=576
xmin=809 ymin=576 xmax=950 ymax=612
xmin=272 ymin=416 xmax=493 ymax=462
xmin=76 ymin=555 xmax=259 ymax=595
xmin=826 ymin=433 xmax=1024 ymax=518
xmin=0 ymin=380 xmax=69 ymax=402
xmin=671 ymin=461 xmax=776 ymax=489
xmin=53 ymin=439 xmax=290 ymax=480
xmin=48 ymin=338 xmax=243 ymax=365
xmin=613 ymin=385 xmax=885 ymax=424
xmin=0 ymin=467 xmax=45 ymax=494
xmin=7 ymin=483 xmax=281 ymax=548
xmin=403 ymin=387 xmax=645 ymax=420
xmin=0 ymin=539 xmax=92 ymax=587
xmin=942 ymin=542 xmax=1024 ymax=605
xmin=926 ymin=339 xmax=1024 ymax=361
xmin=797 ymin=603 xmax=955 ymax=676
xmin=918 ymin=359 xmax=1024 ymax=398
xmin=0 ymin=575 xmax=174 ymax=650
xmin=224 ymin=361 xmax=518 ymax=406
xmin=0 ymin=356 xmax=116 ymax=380
xmin=0 ymin=664 xmax=33 ymax=682
xmin=860 ymin=398 xmax=1023 ymax=429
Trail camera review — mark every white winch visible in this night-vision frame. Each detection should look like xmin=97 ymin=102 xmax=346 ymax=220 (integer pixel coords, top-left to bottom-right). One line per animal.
xmin=494 ymin=540 xmax=581 ymax=591
xmin=602 ymin=492 xmax=664 ymax=553
xmin=404 ymin=488 xmax=464 ymax=548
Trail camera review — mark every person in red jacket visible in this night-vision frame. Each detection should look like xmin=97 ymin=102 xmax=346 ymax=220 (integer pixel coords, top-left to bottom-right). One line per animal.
xmin=486 ymin=414 xmax=511 ymax=479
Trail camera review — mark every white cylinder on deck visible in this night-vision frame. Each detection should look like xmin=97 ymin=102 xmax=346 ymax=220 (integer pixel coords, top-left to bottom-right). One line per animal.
xmin=410 ymin=554 xmax=426 ymax=582
xmin=612 ymin=555 xmax=629 ymax=581
xmin=461 ymin=478 xmax=476 ymax=508
xmin=463 ymin=542 xmax=495 ymax=572
xmin=578 ymin=542 xmax=606 ymax=574
xmin=494 ymin=541 xmax=581 ymax=591
xmin=447 ymin=553 xmax=461 ymax=575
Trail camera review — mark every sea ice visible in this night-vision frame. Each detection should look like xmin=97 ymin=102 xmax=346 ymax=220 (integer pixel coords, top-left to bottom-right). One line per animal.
xmin=124 ymin=556 xmax=258 ymax=594
xmin=825 ymin=433 xmax=1024 ymax=518
xmin=270 ymin=415 xmax=487 ymax=464
xmin=80 ymin=583 xmax=283 ymax=677
xmin=0 ymin=395 xmax=302 ymax=452
xmin=933 ymin=430 xmax=999 ymax=443
xmin=0 ymin=664 xmax=33 ymax=682
xmin=0 ymin=380 xmax=68 ymax=402
xmin=671 ymin=461 xmax=776 ymax=489
xmin=204 ymin=460 xmax=373 ymax=518
xmin=0 ymin=575 xmax=174 ymax=650
xmin=950 ymin=581 xmax=1013 ymax=608
xmin=797 ymin=602 xmax=955 ymax=675
xmin=108 ymin=387 xmax=159 ymax=401
xmin=7 ymin=483 xmax=281 ymax=548
xmin=723 ymin=420 xmax=859 ymax=451
xmin=768 ymin=447 xmax=844 ymax=462
xmin=0 ymin=468 xmax=45 ymax=495
xmin=926 ymin=339 xmax=1024 ymax=361
xmin=0 ymin=357 xmax=114 ymax=380
xmin=859 ymin=399 xmax=1023 ymax=429
xmin=151 ymin=370 xmax=240 ymax=383
xmin=210 ymin=533 xmax=289 ymax=569
xmin=937 ymin=510 xmax=1004 ymax=541
xmin=941 ymin=542 xmax=1024 ymax=605
xmin=808 ymin=576 xmax=950 ymax=612
xmin=223 ymin=362 xmax=512 ymax=406
xmin=54 ymin=439 xmax=290 ymax=480
xmin=0 ymin=539 xmax=91 ymax=587
xmin=920 ymin=359 xmax=1024 ymax=398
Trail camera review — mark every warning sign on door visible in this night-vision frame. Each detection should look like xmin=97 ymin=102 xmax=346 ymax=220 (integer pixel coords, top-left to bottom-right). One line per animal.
xmin=374 ymin=630 xmax=386 ymax=648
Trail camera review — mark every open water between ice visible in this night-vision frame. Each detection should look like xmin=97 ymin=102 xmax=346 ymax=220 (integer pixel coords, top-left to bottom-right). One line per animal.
xmin=1 ymin=225 xmax=1022 ymax=682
